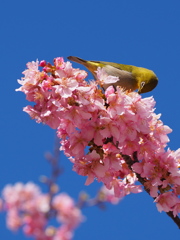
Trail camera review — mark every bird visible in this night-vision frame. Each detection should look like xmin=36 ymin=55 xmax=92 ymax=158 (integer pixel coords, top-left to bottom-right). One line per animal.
xmin=67 ymin=56 xmax=158 ymax=94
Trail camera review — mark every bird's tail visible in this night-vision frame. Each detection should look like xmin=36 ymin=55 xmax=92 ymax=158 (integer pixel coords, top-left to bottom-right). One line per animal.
xmin=67 ymin=56 xmax=99 ymax=77
xmin=67 ymin=56 xmax=87 ymax=65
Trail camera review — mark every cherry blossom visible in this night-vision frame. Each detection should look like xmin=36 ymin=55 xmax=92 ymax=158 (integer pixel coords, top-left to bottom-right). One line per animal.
xmin=16 ymin=57 xmax=180 ymax=218
xmin=1 ymin=182 xmax=84 ymax=240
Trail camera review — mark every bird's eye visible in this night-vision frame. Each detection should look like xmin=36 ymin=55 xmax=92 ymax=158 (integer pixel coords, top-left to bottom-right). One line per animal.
xmin=140 ymin=81 xmax=145 ymax=90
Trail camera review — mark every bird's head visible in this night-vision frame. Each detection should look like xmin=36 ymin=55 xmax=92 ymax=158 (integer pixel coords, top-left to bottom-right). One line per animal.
xmin=136 ymin=68 xmax=158 ymax=94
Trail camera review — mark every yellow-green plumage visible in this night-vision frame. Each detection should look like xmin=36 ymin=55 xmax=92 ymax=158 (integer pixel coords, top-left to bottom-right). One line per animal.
xmin=67 ymin=56 xmax=158 ymax=94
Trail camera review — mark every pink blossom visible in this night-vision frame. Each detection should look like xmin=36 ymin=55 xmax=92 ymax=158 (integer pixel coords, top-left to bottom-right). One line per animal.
xmin=53 ymin=193 xmax=84 ymax=229
xmin=1 ymin=182 xmax=84 ymax=240
xmin=2 ymin=182 xmax=48 ymax=236
xmin=16 ymin=57 xmax=180 ymax=216
xmin=96 ymin=67 xmax=119 ymax=86
xmin=155 ymin=192 xmax=180 ymax=213
xmin=53 ymin=225 xmax=73 ymax=240
xmin=2 ymin=182 xmax=41 ymax=209
xmin=173 ymin=202 xmax=180 ymax=217
xmin=54 ymin=76 xmax=78 ymax=98
xmin=54 ymin=57 xmax=65 ymax=70
xmin=6 ymin=208 xmax=22 ymax=231
xmin=99 ymin=185 xmax=121 ymax=204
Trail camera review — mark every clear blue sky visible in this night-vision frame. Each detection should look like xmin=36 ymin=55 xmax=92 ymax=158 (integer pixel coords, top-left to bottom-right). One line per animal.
xmin=1 ymin=0 xmax=180 ymax=239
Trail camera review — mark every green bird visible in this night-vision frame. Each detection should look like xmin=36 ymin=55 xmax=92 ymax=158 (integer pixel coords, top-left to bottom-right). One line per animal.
xmin=67 ymin=56 xmax=158 ymax=93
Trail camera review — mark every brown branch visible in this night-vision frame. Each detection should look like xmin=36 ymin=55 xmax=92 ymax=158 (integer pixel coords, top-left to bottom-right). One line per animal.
xmin=121 ymin=152 xmax=180 ymax=229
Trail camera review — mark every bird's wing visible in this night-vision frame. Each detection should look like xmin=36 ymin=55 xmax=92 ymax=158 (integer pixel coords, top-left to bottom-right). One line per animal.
xmin=102 ymin=65 xmax=138 ymax=91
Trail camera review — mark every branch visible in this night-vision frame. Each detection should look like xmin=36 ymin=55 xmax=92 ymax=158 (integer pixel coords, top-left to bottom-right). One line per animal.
xmin=121 ymin=152 xmax=180 ymax=229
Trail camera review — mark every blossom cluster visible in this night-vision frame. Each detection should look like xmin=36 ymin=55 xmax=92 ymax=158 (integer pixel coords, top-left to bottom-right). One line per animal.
xmin=16 ymin=57 xmax=180 ymax=216
xmin=1 ymin=182 xmax=84 ymax=240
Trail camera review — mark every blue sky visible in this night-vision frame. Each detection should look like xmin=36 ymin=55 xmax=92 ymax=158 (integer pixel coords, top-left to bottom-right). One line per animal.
xmin=1 ymin=0 xmax=180 ymax=239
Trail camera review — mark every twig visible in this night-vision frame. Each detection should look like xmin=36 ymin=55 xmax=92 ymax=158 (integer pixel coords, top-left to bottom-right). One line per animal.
xmin=121 ymin=152 xmax=180 ymax=229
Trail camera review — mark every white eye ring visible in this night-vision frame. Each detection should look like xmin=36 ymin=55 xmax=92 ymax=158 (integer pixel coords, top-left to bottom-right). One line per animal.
xmin=140 ymin=81 xmax=145 ymax=90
